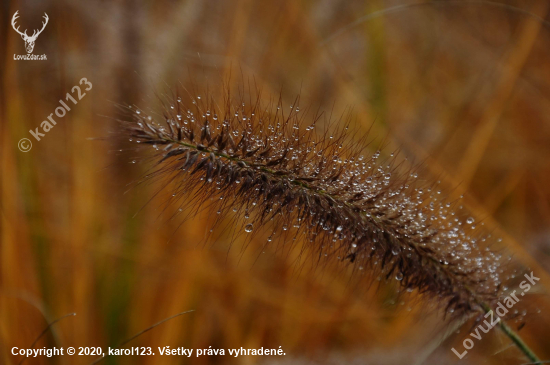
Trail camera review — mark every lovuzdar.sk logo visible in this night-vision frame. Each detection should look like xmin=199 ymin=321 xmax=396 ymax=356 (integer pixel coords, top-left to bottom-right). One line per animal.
xmin=12 ymin=10 xmax=48 ymax=60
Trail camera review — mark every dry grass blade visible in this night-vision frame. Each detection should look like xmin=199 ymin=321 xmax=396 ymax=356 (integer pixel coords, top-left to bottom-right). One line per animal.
xmin=88 ymin=310 xmax=194 ymax=365
xmin=18 ymin=313 xmax=77 ymax=365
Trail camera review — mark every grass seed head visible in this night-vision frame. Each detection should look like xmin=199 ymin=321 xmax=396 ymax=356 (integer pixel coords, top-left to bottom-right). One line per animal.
xmin=121 ymin=83 xmax=507 ymax=318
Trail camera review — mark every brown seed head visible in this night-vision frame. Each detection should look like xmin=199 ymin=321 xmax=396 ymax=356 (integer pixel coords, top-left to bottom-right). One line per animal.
xmin=121 ymin=84 xmax=507 ymax=317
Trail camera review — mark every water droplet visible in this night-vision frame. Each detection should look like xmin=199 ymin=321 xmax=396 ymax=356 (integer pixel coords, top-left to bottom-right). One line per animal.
xmin=466 ymin=217 xmax=475 ymax=224
xmin=395 ymin=272 xmax=404 ymax=281
xmin=244 ymin=223 xmax=253 ymax=233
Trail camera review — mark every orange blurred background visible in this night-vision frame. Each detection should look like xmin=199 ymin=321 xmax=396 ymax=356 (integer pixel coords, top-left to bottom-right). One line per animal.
xmin=2 ymin=0 xmax=550 ymax=364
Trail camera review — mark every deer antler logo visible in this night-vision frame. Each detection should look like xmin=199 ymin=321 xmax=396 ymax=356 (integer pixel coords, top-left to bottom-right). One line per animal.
xmin=11 ymin=11 xmax=49 ymax=54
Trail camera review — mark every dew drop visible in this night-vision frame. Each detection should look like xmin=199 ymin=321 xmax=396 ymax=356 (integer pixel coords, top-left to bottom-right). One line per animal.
xmin=244 ymin=223 xmax=253 ymax=233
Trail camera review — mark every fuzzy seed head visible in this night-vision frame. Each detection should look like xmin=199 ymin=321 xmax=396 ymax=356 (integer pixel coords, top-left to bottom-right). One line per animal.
xmin=121 ymin=85 xmax=507 ymax=317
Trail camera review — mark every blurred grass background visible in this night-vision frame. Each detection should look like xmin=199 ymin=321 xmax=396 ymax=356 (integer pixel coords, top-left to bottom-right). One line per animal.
xmin=2 ymin=0 xmax=550 ymax=364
